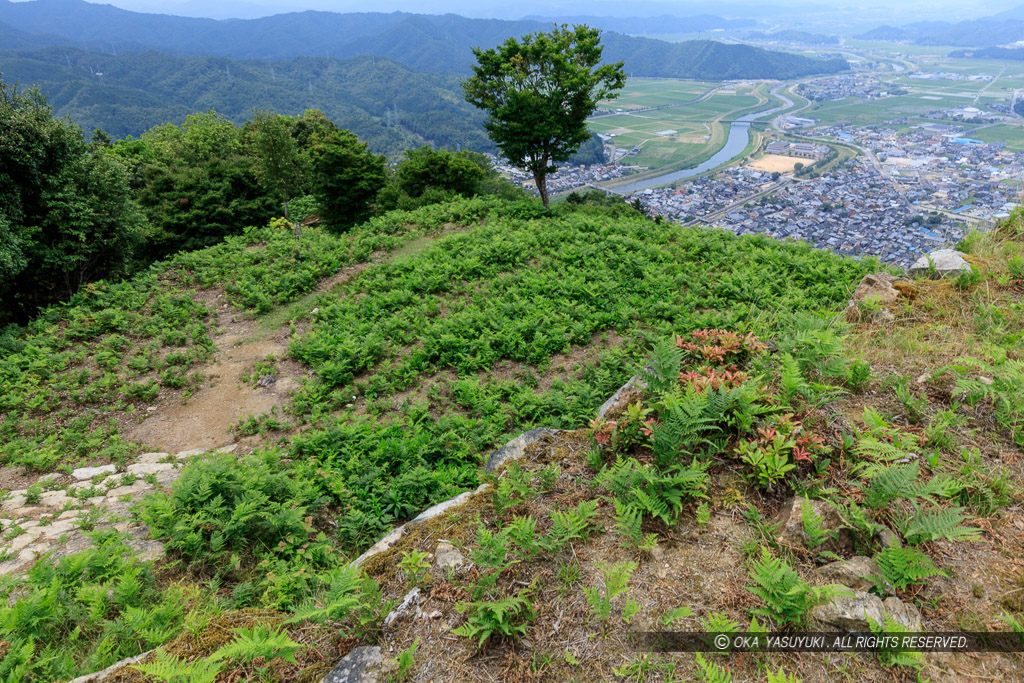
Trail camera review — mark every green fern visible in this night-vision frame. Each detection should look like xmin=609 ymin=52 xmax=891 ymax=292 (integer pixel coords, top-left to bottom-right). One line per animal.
xmin=831 ymin=501 xmax=882 ymax=548
xmin=453 ymin=594 xmax=535 ymax=648
xmin=584 ymin=561 xmax=638 ymax=622
xmin=506 ymin=515 xmax=542 ymax=560
xmin=286 ymin=565 xmax=375 ymax=626
xmin=778 ymin=352 xmax=843 ymax=407
xmin=598 ymin=457 xmax=708 ymax=526
xmin=745 ymin=547 xmax=845 ymax=627
xmin=766 ymin=669 xmax=803 ymax=683
xmin=701 ymin=610 xmax=741 ymax=634
xmin=470 ymin=526 xmax=515 ymax=569
xmin=209 ymin=625 xmax=303 ymax=665
xmin=873 ymin=547 xmax=947 ymax=592
xmin=545 ymin=500 xmax=599 ymax=551
xmin=895 ymin=505 xmax=982 ymax=545
xmin=867 ymin=613 xmax=924 ymax=670
xmin=642 ymin=340 xmax=682 ymax=395
xmin=132 ymin=649 xmax=223 ymax=683
xmin=660 ymin=605 xmax=694 ymax=626
xmin=862 ymin=462 xmax=959 ymax=509
xmin=695 ymin=653 xmax=732 ymax=682
xmin=611 ymin=499 xmax=658 ymax=551
xmin=801 ymin=500 xmax=835 ymax=550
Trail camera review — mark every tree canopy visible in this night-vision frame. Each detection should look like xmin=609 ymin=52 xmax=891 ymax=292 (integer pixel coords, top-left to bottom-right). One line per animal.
xmin=463 ymin=24 xmax=625 ymax=206
xmin=0 ymin=80 xmax=143 ymax=324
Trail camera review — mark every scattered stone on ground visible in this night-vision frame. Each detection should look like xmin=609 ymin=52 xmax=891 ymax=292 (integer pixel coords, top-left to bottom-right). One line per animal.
xmin=319 ymin=646 xmax=383 ymax=683
xmin=774 ymin=496 xmax=850 ymax=553
xmin=845 ymin=272 xmax=908 ymax=322
xmin=433 ymin=541 xmax=468 ymax=572
xmin=815 ymin=556 xmax=889 ymax=592
xmin=484 ymin=427 xmax=561 ymax=472
xmin=810 ymin=589 xmax=923 ymax=630
xmin=596 ymin=374 xmax=647 ymax=419
xmin=0 ymin=445 xmax=236 ymax=577
xmin=907 ymin=248 xmax=972 ymax=279
xmin=384 ymin=587 xmax=422 ymax=627
xmin=70 ymin=464 xmax=117 ymax=481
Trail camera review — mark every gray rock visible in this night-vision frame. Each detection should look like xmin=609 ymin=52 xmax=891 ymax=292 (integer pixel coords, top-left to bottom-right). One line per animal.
xmin=815 ymin=556 xmax=887 ymax=592
xmin=128 ymin=540 xmax=165 ymax=563
xmin=351 ymin=484 xmax=490 ymax=568
xmin=876 ymin=527 xmax=903 ymax=549
xmin=845 ymin=273 xmax=905 ymax=323
xmin=810 ymin=590 xmax=922 ymax=631
xmin=1 ymin=495 xmax=27 ymax=512
xmin=126 ymin=463 xmax=173 ymax=476
xmin=882 ymin=596 xmax=923 ymax=631
xmin=154 ymin=469 xmax=181 ymax=486
xmin=907 ymin=249 xmax=972 ymax=279
xmin=775 ymin=497 xmax=850 ymax=553
xmin=71 ymin=464 xmax=116 ymax=481
xmin=484 ymin=428 xmax=560 ymax=472
xmin=136 ymin=452 xmax=170 ymax=464
xmin=434 ymin=541 xmax=468 ymax=572
xmin=106 ymin=482 xmax=152 ymax=499
xmin=320 ymin=646 xmax=383 ymax=683
xmin=68 ymin=650 xmax=154 ymax=683
xmin=384 ymin=587 xmax=421 ymax=626
xmin=175 ymin=448 xmax=206 ymax=459
xmin=596 ymin=375 xmax=647 ymax=420
xmin=39 ymin=493 xmax=74 ymax=509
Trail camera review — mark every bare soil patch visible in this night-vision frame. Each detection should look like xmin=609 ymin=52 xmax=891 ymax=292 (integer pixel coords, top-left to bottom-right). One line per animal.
xmin=749 ymin=154 xmax=804 ymax=173
xmin=124 ymin=301 xmax=298 ymax=454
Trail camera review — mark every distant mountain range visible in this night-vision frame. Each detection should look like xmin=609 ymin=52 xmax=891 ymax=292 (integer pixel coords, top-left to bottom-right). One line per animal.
xmin=521 ymin=14 xmax=756 ymax=35
xmin=0 ymin=0 xmax=847 ymax=77
xmin=949 ymin=46 xmax=1024 ymax=61
xmin=857 ymin=12 xmax=1024 ymax=48
xmin=745 ymin=30 xmax=838 ymax=45
xmin=0 ymin=0 xmax=848 ymax=149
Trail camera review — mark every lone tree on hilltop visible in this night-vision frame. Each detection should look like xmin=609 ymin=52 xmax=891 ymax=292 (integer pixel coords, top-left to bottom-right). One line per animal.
xmin=463 ymin=24 xmax=625 ymax=207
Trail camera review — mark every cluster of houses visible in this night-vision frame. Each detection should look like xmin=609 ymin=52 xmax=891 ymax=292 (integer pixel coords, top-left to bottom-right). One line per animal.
xmin=806 ymin=124 xmax=1023 ymax=221
xmin=797 ymin=74 xmax=897 ymax=102
xmin=490 ymin=156 xmax=642 ymax=195
xmin=629 ymin=163 xmax=967 ymax=266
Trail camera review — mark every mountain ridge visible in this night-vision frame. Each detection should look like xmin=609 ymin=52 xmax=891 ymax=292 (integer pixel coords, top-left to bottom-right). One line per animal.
xmin=0 ymin=0 xmax=848 ymax=77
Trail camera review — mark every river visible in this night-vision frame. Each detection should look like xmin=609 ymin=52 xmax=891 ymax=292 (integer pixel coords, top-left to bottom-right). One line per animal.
xmin=611 ymin=100 xmax=790 ymax=194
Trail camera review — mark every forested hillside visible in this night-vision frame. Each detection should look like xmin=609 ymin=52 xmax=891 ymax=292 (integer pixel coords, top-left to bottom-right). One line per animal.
xmin=858 ymin=18 xmax=1024 ymax=46
xmin=0 ymin=0 xmax=847 ymax=78
xmin=0 ymin=48 xmax=490 ymax=150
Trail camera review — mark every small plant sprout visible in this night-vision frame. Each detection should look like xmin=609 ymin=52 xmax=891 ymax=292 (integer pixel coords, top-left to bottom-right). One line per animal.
xmin=584 ymin=561 xmax=638 ymax=622
xmin=398 ymin=549 xmax=431 ymax=588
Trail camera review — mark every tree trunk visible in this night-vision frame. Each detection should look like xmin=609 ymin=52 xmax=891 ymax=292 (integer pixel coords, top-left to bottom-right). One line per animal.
xmin=534 ymin=169 xmax=550 ymax=207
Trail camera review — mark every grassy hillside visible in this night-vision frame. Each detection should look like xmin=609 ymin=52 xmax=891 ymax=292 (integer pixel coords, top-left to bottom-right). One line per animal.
xmin=2 ymin=198 xmax=1023 ymax=681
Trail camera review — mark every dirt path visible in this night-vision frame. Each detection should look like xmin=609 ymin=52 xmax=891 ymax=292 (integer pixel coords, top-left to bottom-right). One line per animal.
xmin=124 ymin=301 xmax=297 ymax=453
xmin=124 ymin=231 xmax=460 ymax=454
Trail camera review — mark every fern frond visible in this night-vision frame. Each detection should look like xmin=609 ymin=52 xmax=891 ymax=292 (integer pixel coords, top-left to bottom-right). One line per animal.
xmin=896 ymin=505 xmax=982 ymax=545
xmin=874 ymin=547 xmax=947 ymax=591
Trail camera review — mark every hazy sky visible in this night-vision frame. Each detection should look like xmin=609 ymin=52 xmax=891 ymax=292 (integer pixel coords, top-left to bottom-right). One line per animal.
xmin=53 ymin=0 xmax=1024 ymax=23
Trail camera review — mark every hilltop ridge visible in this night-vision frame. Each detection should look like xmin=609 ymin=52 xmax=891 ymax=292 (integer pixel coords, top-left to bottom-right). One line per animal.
xmin=1 ymin=194 xmax=1022 ymax=681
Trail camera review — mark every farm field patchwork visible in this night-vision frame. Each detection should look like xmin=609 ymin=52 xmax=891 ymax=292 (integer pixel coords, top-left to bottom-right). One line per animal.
xmin=969 ymin=123 xmax=1024 ymax=151
xmin=590 ymin=81 xmax=768 ymax=169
